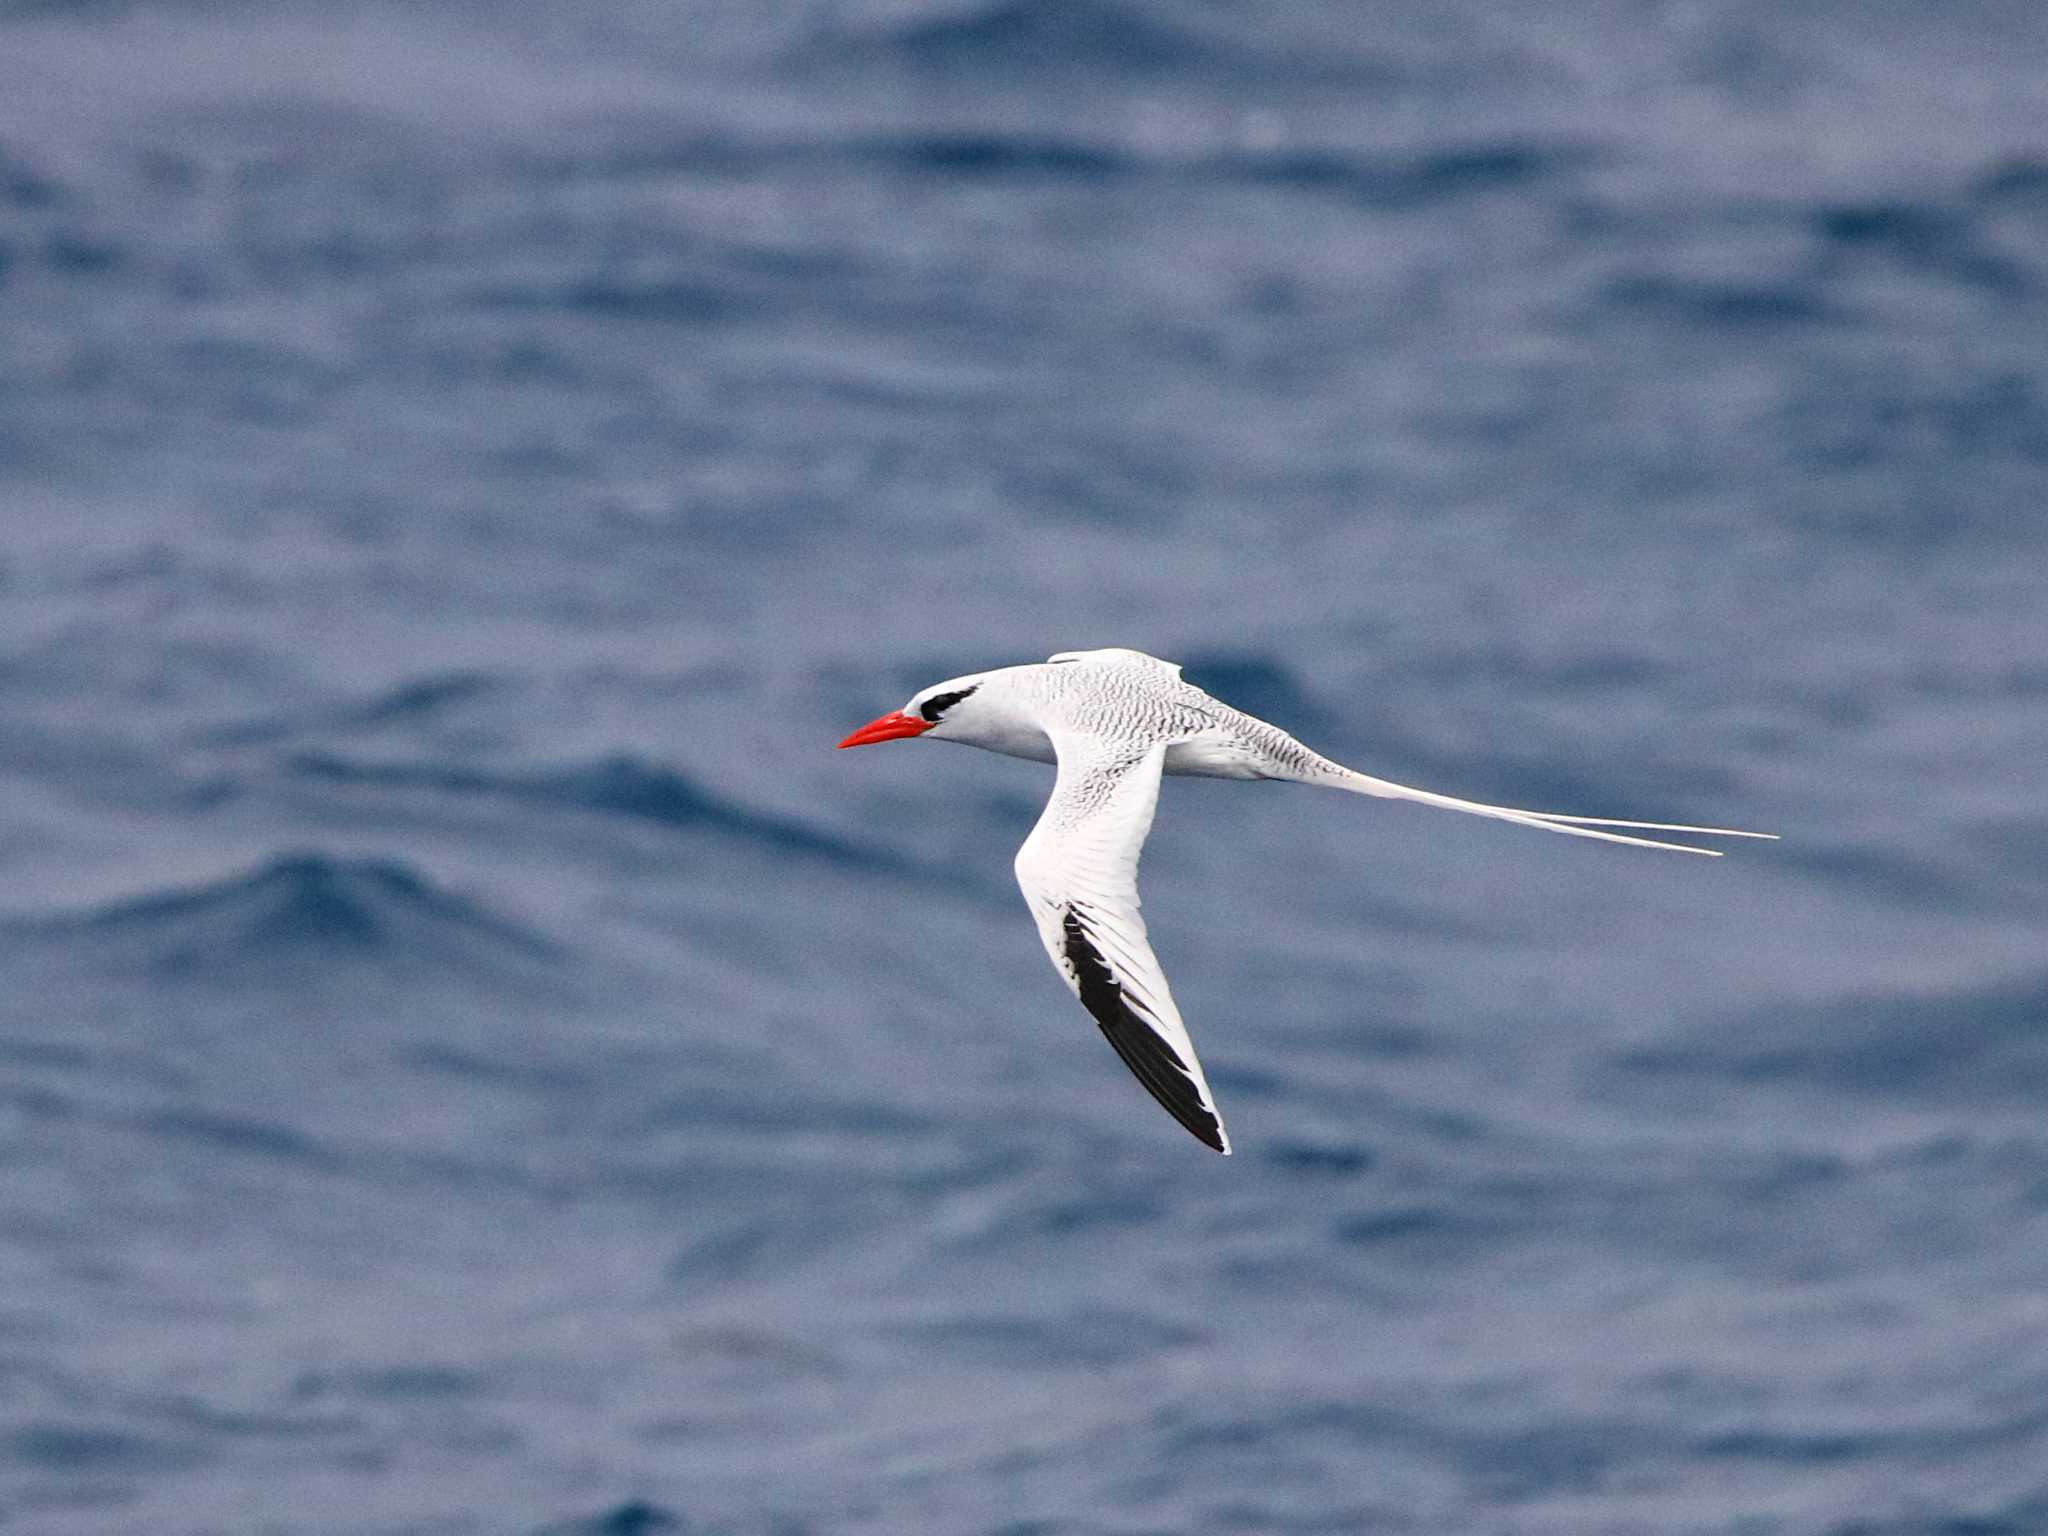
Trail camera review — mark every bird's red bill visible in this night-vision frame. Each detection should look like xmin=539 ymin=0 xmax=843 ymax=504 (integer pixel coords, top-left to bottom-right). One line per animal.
xmin=837 ymin=711 xmax=934 ymax=748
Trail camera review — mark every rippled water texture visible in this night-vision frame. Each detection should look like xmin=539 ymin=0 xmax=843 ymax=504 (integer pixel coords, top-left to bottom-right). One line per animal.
xmin=2 ymin=2 xmax=2046 ymax=1531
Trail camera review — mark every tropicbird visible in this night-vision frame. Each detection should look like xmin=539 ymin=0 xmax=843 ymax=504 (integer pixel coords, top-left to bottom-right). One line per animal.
xmin=838 ymin=647 xmax=1773 ymax=1154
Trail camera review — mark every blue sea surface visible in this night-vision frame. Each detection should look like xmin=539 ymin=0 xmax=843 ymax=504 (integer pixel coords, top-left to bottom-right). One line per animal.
xmin=3 ymin=2 xmax=2047 ymax=1531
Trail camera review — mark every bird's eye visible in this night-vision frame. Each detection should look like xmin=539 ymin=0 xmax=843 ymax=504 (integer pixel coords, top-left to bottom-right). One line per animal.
xmin=918 ymin=686 xmax=978 ymax=723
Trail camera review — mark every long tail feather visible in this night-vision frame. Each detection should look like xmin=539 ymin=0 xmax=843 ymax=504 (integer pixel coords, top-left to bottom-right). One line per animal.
xmin=1521 ymin=814 xmax=1778 ymax=840
xmin=1324 ymin=768 xmax=1772 ymax=856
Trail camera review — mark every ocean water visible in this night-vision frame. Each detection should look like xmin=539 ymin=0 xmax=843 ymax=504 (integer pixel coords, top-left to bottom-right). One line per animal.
xmin=3 ymin=2 xmax=2047 ymax=1531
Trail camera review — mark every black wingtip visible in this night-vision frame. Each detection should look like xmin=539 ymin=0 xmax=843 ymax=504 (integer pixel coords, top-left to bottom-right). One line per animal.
xmin=1061 ymin=909 xmax=1228 ymax=1153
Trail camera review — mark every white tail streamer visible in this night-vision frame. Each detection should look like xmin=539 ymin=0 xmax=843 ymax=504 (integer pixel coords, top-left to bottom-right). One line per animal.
xmin=1327 ymin=770 xmax=1777 ymax=857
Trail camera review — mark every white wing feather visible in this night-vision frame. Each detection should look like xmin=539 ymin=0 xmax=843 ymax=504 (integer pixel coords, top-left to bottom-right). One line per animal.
xmin=1013 ymin=735 xmax=1229 ymax=1153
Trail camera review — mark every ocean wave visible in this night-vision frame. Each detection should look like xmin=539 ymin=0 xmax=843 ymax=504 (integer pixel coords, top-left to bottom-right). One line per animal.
xmin=1259 ymin=1138 xmax=1374 ymax=1178
xmin=1328 ymin=1202 xmax=1513 ymax=1262
xmin=1598 ymin=272 xmax=1845 ymax=331
xmin=1829 ymin=1493 xmax=2048 ymax=1536
xmin=531 ymin=1503 xmax=687 ymax=1536
xmin=1159 ymin=1396 xmax=1656 ymax=1503
xmin=13 ymin=852 xmax=559 ymax=984
xmin=0 ymin=141 xmax=64 ymax=209
xmin=289 ymin=751 xmax=902 ymax=869
xmin=1618 ymin=968 xmax=2048 ymax=1100
xmin=843 ymin=129 xmax=1133 ymax=181
xmin=1767 ymin=840 xmax=2005 ymax=914
xmin=1974 ymin=155 xmax=2048 ymax=208
xmin=137 ymin=1106 xmax=344 ymax=1170
xmin=466 ymin=272 xmax=797 ymax=327
xmin=791 ymin=0 xmax=1242 ymax=80
xmin=0 ymin=1420 xmax=207 ymax=1474
xmin=292 ymin=1363 xmax=486 ymax=1402
xmin=1814 ymin=199 xmax=2033 ymax=297
xmin=891 ymin=1306 xmax=1200 ymax=1368
xmin=526 ymin=121 xmax=1583 ymax=213
xmin=1224 ymin=138 xmax=1589 ymax=207
xmin=202 ymin=670 xmax=503 ymax=748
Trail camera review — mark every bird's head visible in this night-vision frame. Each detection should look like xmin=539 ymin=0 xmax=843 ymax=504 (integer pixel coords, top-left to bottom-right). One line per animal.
xmin=837 ymin=672 xmax=996 ymax=750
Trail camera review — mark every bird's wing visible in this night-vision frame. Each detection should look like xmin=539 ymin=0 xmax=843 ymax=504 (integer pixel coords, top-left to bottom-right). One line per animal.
xmin=1013 ymin=734 xmax=1229 ymax=1154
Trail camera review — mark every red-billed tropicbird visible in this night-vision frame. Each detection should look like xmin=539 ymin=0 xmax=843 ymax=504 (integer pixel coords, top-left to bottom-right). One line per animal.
xmin=838 ymin=647 xmax=1773 ymax=1154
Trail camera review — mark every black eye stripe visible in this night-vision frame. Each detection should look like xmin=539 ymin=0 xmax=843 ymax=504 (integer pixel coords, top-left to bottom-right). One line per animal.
xmin=918 ymin=685 xmax=978 ymax=722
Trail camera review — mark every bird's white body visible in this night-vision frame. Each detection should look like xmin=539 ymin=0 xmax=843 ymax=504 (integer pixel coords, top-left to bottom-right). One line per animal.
xmin=840 ymin=647 xmax=1773 ymax=1154
xmin=915 ymin=649 xmax=1338 ymax=781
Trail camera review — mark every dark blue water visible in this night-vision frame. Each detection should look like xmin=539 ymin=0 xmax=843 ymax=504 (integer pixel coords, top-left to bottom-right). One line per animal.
xmin=4 ymin=2 xmax=2047 ymax=1531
